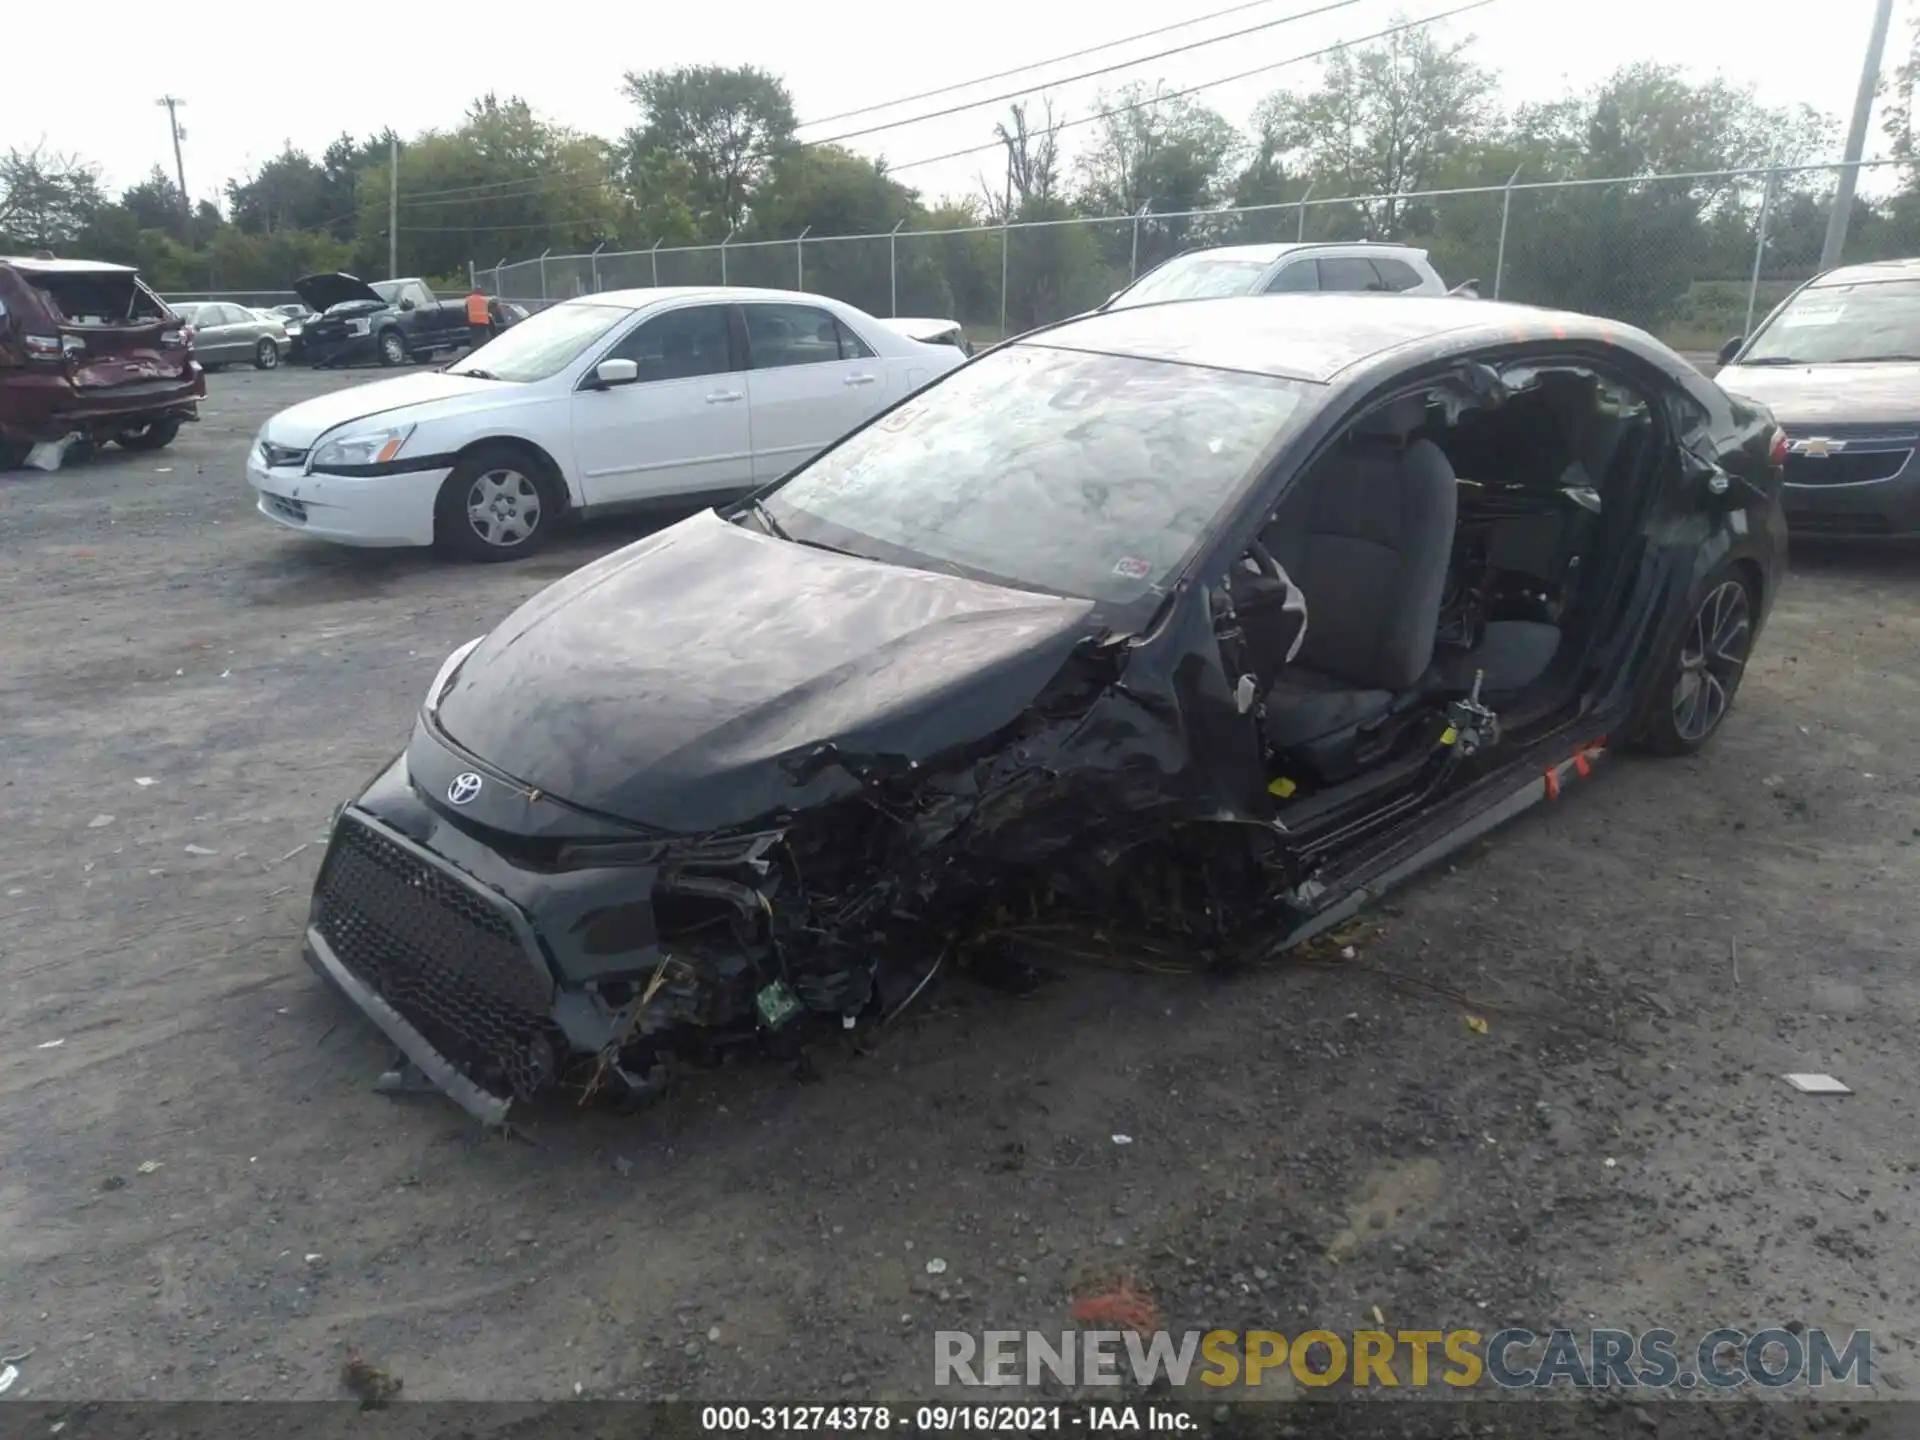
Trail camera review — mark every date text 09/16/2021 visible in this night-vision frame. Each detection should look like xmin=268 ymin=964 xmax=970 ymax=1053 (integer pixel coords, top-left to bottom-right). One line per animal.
xmin=699 ymin=1406 xmax=1186 ymax=1432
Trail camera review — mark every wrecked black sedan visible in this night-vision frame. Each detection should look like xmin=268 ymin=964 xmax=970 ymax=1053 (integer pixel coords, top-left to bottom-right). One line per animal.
xmin=303 ymin=294 xmax=1787 ymax=1124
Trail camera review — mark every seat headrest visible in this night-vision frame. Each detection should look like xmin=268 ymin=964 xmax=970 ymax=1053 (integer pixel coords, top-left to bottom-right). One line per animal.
xmin=1352 ymin=393 xmax=1429 ymax=441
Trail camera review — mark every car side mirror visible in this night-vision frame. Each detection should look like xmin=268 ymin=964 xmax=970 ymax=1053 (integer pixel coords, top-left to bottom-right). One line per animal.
xmin=1716 ymin=335 xmax=1743 ymax=366
xmin=592 ymin=358 xmax=639 ymax=388
xmin=399 ymin=298 xmax=416 ymax=312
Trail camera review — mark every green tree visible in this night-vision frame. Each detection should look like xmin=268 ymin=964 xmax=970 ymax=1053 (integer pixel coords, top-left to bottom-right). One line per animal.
xmin=620 ymin=65 xmax=796 ymax=236
xmin=1252 ymin=17 xmax=1496 ymax=234
xmin=1075 ymin=83 xmax=1238 ymax=274
xmin=120 ymin=166 xmax=189 ymax=236
xmin=227 ymin=145 xmax=335 ymax=235
xmin=0 ymin=145 xmax=104 ymax=250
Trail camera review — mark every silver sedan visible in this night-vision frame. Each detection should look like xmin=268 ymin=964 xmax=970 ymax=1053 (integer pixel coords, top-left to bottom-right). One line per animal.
xmin=168 ymin=301 xmax=289 ymax=370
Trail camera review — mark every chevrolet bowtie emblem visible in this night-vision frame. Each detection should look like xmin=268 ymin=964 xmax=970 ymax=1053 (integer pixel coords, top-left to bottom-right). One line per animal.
xmin=1789 ymin=437 xmax=1845 ymax=457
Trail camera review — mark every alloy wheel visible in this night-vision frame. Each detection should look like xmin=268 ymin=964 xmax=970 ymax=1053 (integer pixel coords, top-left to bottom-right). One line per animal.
xmin=381 ymin=332 xmax=406 ymax=364
xmin=1671 ymin=579 xmax=1751 ymax=743
xmin=465 ymin=469 xmax=542 ymax=549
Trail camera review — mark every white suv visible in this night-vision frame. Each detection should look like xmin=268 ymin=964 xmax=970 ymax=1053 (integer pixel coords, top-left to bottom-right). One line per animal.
xmin=1104 ymin=241 xmax=1471 ymax=310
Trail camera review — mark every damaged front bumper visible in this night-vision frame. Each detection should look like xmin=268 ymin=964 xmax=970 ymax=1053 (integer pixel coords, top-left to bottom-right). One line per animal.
xmin=303 ymin=748 xmax=883 ymax=1124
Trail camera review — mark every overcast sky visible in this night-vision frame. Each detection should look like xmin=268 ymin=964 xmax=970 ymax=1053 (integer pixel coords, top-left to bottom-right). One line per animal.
xmin=11 ymin=0 xmax=1910 ymax=219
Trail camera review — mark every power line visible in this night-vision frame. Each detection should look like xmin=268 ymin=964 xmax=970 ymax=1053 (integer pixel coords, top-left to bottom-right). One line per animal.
xmin=885 ymin=0 xmax=1498 ymax=176
xmin=796 ymin=0 xmax=1310 ymax=129
xmin=396 ymin=0 xmax=1368 ymax=208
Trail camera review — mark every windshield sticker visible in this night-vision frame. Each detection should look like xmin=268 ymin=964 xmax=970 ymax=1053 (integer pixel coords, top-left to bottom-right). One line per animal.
xmin=1781 ymin=305 xmax=1845 ymax=327
xmin=1112 ymin=555 xmax=1152 ymax=581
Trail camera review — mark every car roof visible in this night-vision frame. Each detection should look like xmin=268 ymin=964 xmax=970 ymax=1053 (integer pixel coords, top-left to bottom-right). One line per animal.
xmin=1810 ymin=256 xmax=1920 ymax=288
xmin=577 ymin=286 xmax=860 ymax=311
xmin=1154 ymin=241 xmax=1430 ymax=266
xmin=1 ymin=256 xmax=138 ymax=276
xmin=1027 ymin=293 xmax=1626 ymax=384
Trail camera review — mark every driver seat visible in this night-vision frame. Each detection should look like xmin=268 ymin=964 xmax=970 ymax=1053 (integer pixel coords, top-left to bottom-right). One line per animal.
xmin=1265 ymin=395 xmax=1459 ymax=781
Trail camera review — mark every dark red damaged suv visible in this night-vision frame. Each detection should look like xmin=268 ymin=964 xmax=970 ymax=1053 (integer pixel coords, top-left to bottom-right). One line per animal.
xmin=0 ymin=253 xmax=205 ymax=469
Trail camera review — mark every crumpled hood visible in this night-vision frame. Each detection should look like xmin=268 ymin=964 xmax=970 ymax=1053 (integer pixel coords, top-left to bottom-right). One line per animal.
xmin=294 ymin=272 xmax=385 ymax=313
xmin=1715 ymin=361 xmax=1920 ymax=428
xmin=261 ymin=371 xmax=510 ymax=447
xmin=434 ymin=509 xmax=1098 ymax=834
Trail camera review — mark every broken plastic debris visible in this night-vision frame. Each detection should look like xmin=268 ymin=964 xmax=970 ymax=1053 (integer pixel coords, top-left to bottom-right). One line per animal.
xmin=1340 ymin=944 xmax=1357 ymax=959
xmin=1785 ymin=1073 xmax=1852 ymax=1095
xmin=135 ymin=777 xmax=157 ymax=787
xmin=87 ymin=814 xmax=114 ymax=829
xmin=1111 ymin=1133 xmax=1133 ymax=1146
xmin=1465 ymin=1015 xmax=1490 ymax=1035
xmin=0 ymin=1363 xmax=16 ymax=1396
xmin=925 ymin=1258 xmax=948 ymax=1275
xmin=36 ymin=1038 xmax=64 ymax=1050
xmin=1371 ymin=1304 xmax=1386 ymax=1326
xmin=184 ymin=844 xmax=218 ymax=856
xmin=1602 ymin=1157 xmax=1618 ymax=1169
xmin=136 ymin=1160 xmax=162 ymax=1174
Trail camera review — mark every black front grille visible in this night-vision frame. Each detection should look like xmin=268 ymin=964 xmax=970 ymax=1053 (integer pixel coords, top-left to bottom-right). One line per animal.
xmin=261 ymin=492 xmax=308 ymax=524
xmin=1784 ymin=449 xmax=1911 ymax=487
xmin=315 ymin=814 xmax=556 ymax=1100
xmin=1792 ymin=511 xmax=1893 ymax=536
xmin=260 ymin=440 xmax=307 ymax=468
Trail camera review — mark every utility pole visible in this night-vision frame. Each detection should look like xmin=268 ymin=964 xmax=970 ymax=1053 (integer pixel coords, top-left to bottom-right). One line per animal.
xmin=156 ymin=96 xmax=190 ymax=225
xmin=388 ymin=132 xmax=400 ymax=280
xmin=1822 ymin=0 xmax=1897 ymax=271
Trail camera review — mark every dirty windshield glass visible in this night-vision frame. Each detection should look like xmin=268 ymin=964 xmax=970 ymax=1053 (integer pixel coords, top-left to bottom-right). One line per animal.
xmin=444 ymin=302 xmax=633 ymax=383
xmin=1113 ymin=255 xmax=1274 ymax=307
xmin=1743 ymin=278 xmax=1920 ymax=363
xmin=764 ymin=344 xmax=1310 ymax=606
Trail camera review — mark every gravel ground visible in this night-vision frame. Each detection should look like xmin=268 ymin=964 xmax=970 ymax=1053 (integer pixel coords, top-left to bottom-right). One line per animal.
xmin=2 ymin=365 xmax=1917 ymax=1414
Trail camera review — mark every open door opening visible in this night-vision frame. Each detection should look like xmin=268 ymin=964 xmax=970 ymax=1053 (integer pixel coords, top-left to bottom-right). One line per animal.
xmin=1220 ymin=362 xmax=1660 ymax=841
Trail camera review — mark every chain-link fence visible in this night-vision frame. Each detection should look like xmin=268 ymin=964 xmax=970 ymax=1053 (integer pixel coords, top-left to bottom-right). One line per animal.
xmin=474 ymin=160 xmax=1917 ymax=351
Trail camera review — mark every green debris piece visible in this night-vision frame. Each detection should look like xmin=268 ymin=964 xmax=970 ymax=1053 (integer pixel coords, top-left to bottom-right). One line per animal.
xmin=755 ymin=979 xmax=803 ymax=1031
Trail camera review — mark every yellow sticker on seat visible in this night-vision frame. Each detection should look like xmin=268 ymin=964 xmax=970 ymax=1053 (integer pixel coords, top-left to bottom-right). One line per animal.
xmin=1268 ymin=776 xmax=1297 ymax=797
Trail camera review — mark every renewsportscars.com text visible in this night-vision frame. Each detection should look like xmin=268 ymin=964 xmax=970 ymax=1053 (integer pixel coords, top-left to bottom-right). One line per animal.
xmin=934 ymin=1327 xmax=1873 ymax=1390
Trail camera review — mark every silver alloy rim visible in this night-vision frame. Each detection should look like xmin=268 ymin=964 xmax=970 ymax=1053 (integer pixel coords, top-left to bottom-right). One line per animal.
xmin=466 ymin=469 xmax=541 ymax=548
xmin=259 ymin=340 xmax=277 ymax=368
xmin=1671 ymin=579 xmax=1751 ymax=742
xmin=383 ymin=333 xmax=404 ymax=363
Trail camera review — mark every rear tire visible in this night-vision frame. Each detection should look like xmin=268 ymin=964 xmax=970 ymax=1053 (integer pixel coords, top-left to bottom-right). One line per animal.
xmin=377 ymin=329 xmax=407 ymax=367
xmin=116 ymin=419 xmax=182 ymax=453
xmin=1637 ymin=565 xmax=1756 ymax=756
xmin=253 ymin=338 xmax=279 ymax=370
xmin=433 ymin=445 xmax=560 ymax=562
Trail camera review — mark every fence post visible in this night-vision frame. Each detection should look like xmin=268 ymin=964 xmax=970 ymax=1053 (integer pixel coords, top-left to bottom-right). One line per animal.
xmin=650 ymin=239 xmax=662 ymax=287
xmin=494 ymin=258 xmax=507 ymax=299
xmin=797 ymin=225 xmax=811 ymax=291
xmin=1746 ymin=167 xmax=1782 ymax=337
xmin=720 ymin=226 xmax=737 ymax=286
xmin=468 ymin=259 xmax=476 ymax=290
xmin=1296 ymin=183 xmax=1315 ymax=242
xmin=590 ymin=241 xmax=604 ymax=294
xmin=1000 ymin=216 xmax=1010 ymax=341
xmin=1493 ymin=166 xmax=1522 ymax=301
xmin=538 ymin=248 xmax=551 ymax=301
xmin=890 ymin=219 xmax=906 ymax=316
xmin=1130 ymin=199 xmax=1153 ymax=280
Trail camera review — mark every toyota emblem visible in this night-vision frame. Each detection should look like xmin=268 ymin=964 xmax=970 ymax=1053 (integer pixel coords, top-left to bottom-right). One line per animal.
xmin=447 ymin=772 xmax=484 ymax=806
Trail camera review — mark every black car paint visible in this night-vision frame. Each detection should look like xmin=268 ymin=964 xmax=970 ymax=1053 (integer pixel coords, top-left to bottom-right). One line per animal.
xmin=293 ymin=273 xmax=468 ymax=367
xmin=307 ymin=297 xmax=1786 ymax=1124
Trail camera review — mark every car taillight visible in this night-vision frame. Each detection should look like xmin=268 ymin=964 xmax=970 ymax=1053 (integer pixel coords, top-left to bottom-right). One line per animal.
xmin=1768 ymin=427 xmax=1788 ymax=468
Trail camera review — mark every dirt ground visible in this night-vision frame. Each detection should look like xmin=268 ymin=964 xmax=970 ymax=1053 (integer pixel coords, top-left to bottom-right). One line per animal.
xmin=2 ymin=364 xmax=1917 ymax=1412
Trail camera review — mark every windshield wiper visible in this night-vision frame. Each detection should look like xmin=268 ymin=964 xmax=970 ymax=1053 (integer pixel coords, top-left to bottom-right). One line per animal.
xmin=738 ymin=496 xmax=791 ymax=540
xmin=451 ymin=367 xmax=503 ymax=380
xmin=1833 ymin=354 xmax=1920 ymax=363
xmin=1736 ymin=356 xmax=1809 ymax=366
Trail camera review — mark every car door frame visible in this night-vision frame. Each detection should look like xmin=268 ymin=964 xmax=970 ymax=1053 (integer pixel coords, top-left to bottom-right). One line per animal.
xmin=567 ymin=298 xmax=755 ymax=509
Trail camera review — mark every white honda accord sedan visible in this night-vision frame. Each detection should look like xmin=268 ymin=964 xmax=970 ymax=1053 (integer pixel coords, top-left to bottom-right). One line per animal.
xmin=246 ymin=287 xmax=970 ymax=561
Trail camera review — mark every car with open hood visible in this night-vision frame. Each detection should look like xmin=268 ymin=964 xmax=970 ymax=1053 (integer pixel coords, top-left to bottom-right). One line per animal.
xmin=1714 ymin=256 xmax=1920 ymax=538
xmin=0 ymin=254 xmax=203 ymax=469
xmin=247 ymin=286 xmax=970 ymax=560
xmin=293 ymin=273 xmax=469 ymax=368
xmin=296 ymin=292 xmax=1787 ymax=1126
